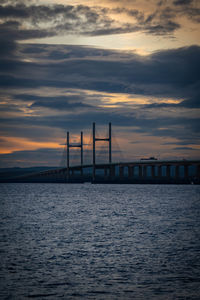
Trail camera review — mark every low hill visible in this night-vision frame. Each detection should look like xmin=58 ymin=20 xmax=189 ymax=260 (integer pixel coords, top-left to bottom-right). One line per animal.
xmin=0 ymin=167 xmax=58 ymax=181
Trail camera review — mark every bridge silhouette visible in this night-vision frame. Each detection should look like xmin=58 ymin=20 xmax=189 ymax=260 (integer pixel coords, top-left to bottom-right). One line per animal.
xmin=11 ymin=123 xmax=200 ymax=184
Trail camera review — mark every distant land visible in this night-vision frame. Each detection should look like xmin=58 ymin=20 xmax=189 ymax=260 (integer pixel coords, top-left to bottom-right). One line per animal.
xmin=0 ymin=167 xmax=58 ymax=181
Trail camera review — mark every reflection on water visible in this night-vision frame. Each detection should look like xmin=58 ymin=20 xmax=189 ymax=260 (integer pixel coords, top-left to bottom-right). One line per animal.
xmin=0 ymin=184 xmax=200 ymax=299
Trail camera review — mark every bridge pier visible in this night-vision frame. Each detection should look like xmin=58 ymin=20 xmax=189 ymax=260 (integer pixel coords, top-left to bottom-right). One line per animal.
xmin=143 ymin=165 xmax=147 ymax=177
xmin=128 ymin=166 xmax=133 ymax=178
xmin=166 ymin=165 xmax=171 ymax=178
xmin=104 ymin=167 xmax=108 ymax=177
xmin=175 ymin=165 xmax=179 ymax=178
xmin=158 ymin=165 xmax=162 ymax=177
xmin=119 ymin=166 xmax=124 ymax=179
xmin=151 ymin=165 xmax=155 ymax=178
xmin=133 ymin=166 xmax=136 ymax=177
xmin=139 ymin=165 xmax=142 ymax=177
xmin=110 ymin=165 xmax=115 ymax=178
xmin=197 ymin=165 xmax=200 ymax=178
xmin=62 ymin=169 xmax=67 ymax=182
xmin=184 ymin=165 xmax=189 ymax=178
xmin=67 ymin=131 xmax=69 ymax=180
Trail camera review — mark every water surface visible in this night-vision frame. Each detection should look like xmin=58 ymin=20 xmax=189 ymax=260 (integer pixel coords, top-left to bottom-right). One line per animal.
xmin=0 ymin=184 xmax=200 ymax=299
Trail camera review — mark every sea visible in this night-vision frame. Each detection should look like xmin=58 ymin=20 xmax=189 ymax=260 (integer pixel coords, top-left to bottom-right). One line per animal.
xmin=0 ymin=183 xmax=200 ymax=299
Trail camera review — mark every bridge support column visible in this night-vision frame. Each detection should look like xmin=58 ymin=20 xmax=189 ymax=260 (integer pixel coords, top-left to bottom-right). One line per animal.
xmin=166 ymin=165 xmax=171 ymax=178
xmin=110 ymin=165 xmax=115 ymax=178
xmin=104 ymin=167 xmax=108 ymax=177
xmin=93 ymin=122 xmax=96 ymax=181
xmin=143 ymin=165 xmax=147 ymax=177
xmin=54 ymin=170 xmax=58 ymax=182
xmin=61 ymin=169 xmax=65 ymax=182
xmin=67 ymin=131 xmax=69 ymax=180
xmin=132 ymin=166 xmax=135 ymax=177
xmin=151 ymin=165 xmax=155 ymax=178
xmin=197 ymin=165 xmax=200 ymax=178
xmin=175 ymin=165 xmax=179 ymax=178
xmin=109 ymin=122 xmax=112 ymax=164
xmin=139 ymin=165 xmax=142 ymax=177
xmin=184 ymin=165 xmax=189 ymax=178
xmin=128 ymin=166 xmax=133 ymax=178
xmin=158 ymin=165 xmax=162 ymax=177
xmin=119 ymin=166 xmax=124 ymax=179
xmin=81 ymin=131 xmax=83 ymax=176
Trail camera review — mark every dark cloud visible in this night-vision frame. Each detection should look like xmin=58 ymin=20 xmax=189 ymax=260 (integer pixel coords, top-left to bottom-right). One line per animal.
xmin=172 ymin=146 xmax=196 ymax=150
xmin=0 ymin=3 xmax=74 ymax=21
xmin=185 ymin=7 xmax=200 ymax=23
xmin=0 ymin=0 xmax=197 ymax=42
xmin=0 ymin=20 xmax=56 ymax=41
xmin=1 ymin=102 xmax=199 ymax=140
xmin=125 ymin=7 xmax=180 ymax=35
xmin=0 ymin=1 xmax=182 ymax=41
xmin=20 ymin=44 xmax=117 ymax=60
xmin=157 ymin=0 xmax=200 ymax=24
xmin=16 ymin=95 xmax=93 ymax=110
xmin=0 ymin=36 xmax=17 ymax=57
xmin=0 ymin=3 xmax=116 ymax=39
xmin=1 ymin=44 xmax=199 ymax=101
xmin=180 ymin=94 xmax=200 ymax=108
xmin=162 ymin=141 xmax=197 ymax=145
xmin=143 ymin=20 xmax=180 ymax=35
xmin=173 ymin=0 xmax=193 ymax=5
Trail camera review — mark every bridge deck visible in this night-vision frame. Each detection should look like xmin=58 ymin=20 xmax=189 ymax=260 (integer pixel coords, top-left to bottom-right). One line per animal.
xmin=3 ymin=159 xmax=199 ymax=184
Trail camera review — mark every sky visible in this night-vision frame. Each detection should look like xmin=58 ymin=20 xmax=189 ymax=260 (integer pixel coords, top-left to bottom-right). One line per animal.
xmin=0 ymin=0 xmax=200 ymax=167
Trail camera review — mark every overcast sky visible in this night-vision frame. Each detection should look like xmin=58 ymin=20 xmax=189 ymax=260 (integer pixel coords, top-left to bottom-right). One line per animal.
xmin=0 ymin=0 xmax=200 ymax=167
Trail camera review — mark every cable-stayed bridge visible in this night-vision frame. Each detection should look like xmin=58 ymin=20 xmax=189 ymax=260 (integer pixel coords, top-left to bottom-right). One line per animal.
xmin=7 ymin=123 xmax=200 ymax=184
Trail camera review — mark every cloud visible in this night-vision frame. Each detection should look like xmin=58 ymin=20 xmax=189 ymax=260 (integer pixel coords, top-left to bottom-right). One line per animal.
xmin=103 ymin=0 xmax=200 ymax=27
xmin=179 ymin=94 xmax=200 ymax=108
xmin=1 ymin=44 xmax=199 ymax=101
xmin=173 ymin=0 xmax=193 ymax=5
xmin=1 ymin=101 xmax=199 ymax=140
xmin=159 ymin=0 xmax=200 ymax=23
xmin=172 ymin=146 xmax=197 ymax=150
xmin=0 ymin=20 xmax=56 ymax=42
xmin=184 ymin=7 xmax=200 ymax=23
xmin=162 ymin=141 xmax=197 ymax=145
xmin=0 ymin=1 xmax=182 ymax=40
xmin=0 ymin=35 xmax=17 ymax=58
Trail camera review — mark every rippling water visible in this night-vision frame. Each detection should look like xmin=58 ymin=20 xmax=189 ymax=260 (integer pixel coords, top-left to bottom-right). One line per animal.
xmin=0 ymin=183 xmax=200 ymax=299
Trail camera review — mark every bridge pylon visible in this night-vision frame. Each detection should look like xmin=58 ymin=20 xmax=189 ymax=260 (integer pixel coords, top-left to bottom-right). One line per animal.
xmin=93 ymin=122 xmax=112 ymax=181
xmin=67 ymin=131 xmax=83 ymax=180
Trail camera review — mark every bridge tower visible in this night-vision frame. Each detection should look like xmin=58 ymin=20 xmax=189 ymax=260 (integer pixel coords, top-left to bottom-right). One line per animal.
xmin=67 ymin=131 xmax=83 ymax=179
xmin=93 ymin=122 xmax=112 ymax=180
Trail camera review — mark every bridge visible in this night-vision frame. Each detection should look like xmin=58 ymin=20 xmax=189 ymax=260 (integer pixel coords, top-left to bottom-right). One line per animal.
xmin=9 ymin=123 xmax=200 ymax=184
